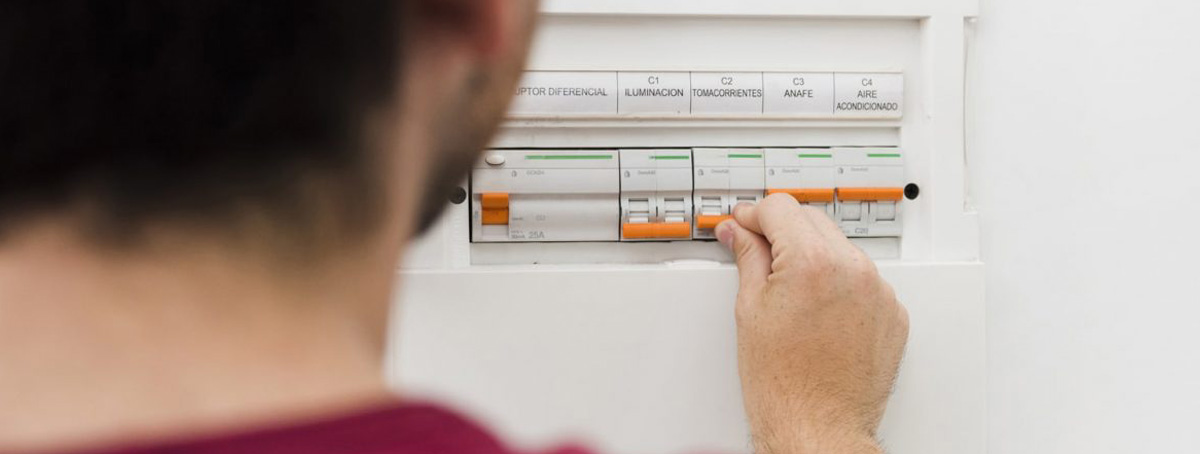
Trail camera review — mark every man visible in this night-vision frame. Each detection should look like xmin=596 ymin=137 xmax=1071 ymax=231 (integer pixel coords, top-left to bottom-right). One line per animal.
xmin=0 ymin=1 xmax=909 ymax=454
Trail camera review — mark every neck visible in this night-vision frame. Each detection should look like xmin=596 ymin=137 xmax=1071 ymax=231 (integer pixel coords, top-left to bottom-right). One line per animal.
xmin=0 ymin=223 xmax=399 ymax=451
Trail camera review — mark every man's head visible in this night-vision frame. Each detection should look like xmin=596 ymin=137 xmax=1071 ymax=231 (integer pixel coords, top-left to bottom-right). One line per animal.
xmin=0 ymin=0 xmax=536 ymax=260
xmin=0 ymin=4 xmax=538 ymax=444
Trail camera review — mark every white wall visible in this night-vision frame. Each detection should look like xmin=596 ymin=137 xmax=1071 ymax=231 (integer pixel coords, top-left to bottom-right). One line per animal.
xmin=970 ymin=1 xmax=1200 ymax=452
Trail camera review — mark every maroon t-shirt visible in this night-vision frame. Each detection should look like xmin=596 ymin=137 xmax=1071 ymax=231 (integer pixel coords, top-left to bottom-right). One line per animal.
xmin=52 ymin=403 xmax=593 ymax=454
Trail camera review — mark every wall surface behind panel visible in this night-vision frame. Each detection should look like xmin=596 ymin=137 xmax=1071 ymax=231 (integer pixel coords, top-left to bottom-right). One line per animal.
xmin=969 ymin=1 xmax=1200 ymax=452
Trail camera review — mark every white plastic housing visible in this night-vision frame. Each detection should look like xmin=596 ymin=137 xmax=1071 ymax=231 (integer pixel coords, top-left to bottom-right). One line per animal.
xmin=471 ymin=150 xmax=620 ymax=242
xmin=692 ymin=148 xmax=766 ymax=239
xmin=765 ymin=148 xmax=839 ymax=217
xmin=834 ymin=148 xmax=906 ymax=237
xmin=619 ymin=150 xmax=694 ymax=241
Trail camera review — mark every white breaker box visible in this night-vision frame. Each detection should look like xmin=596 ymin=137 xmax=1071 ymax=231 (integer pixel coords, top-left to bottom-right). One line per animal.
xmin=396 ymin=5 xmax=986 ymax=454
xmin=471 ymin=148 xmax=911 ymax=242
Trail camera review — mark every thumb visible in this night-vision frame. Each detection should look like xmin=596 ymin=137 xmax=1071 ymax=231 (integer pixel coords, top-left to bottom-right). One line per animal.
xmin=716 ymin=219 xmax=772 ymax=297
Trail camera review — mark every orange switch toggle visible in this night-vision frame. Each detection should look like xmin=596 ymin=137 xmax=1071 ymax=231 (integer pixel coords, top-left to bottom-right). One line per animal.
xmin=480 ymin=193 xmax=509 ymax=209
xmin=837 ymin=187 xmax=904 ymax=202
xmin=480 ymin=192 xmax=509 ymax=225
xmin=695 ymin=215 xmax=733 ymax=230
xmin=481 ymin=209 xmax=509 ymax=225
xmin=767 ymin=188 xmax=836 ymax=203
xmin=623 ymin=222 xmax=692 ymax=239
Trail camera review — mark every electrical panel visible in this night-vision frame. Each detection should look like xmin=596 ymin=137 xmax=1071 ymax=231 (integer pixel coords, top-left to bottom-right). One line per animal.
xmin=395 ymin=2 xmax=986 ymax=454
xmin=472 ymin=70 xmax=911 ymax=247
xmin=470 ymin=147 xmax=909 ymax=242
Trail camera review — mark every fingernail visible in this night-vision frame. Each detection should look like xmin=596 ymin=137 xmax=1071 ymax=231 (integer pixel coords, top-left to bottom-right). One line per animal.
xmin=715 ymin=221 xmax=734 ymax=248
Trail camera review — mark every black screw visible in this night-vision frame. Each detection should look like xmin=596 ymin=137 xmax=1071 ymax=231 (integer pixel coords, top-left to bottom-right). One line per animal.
xmin=904 ymin=183 xmax=920 ymax=200
xmin=449 ymin=187 xmax=467 ymax=205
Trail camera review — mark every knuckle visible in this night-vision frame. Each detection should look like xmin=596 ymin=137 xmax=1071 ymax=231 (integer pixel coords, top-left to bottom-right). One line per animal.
xmin=807 ymin=249 xmax=838 ymax=276
xmin=781 ymin=244 xmax=837 ymax=280
xmin=849 ymin=255 xmax=880 ymax=281
xmin=763 ymin=192 xmax=797 ymax=205
xmin=795 ymin=204 xmax=826 ymax=219
xmin=733 ymin=236 xmax=760 ymax=262
xmin=734 ymin=298 xmax=752 ymax=325
xmin=811 ymin=210 xmax=843 ymax=231
xmin=761 ymin=192 xmax=800 ymax=211
xmin=733 ymin=295 xmax=761 ymax=327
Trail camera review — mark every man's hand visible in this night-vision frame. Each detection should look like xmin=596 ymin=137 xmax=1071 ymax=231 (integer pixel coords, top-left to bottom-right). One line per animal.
xmin=715 ymin=194 xmax=909 ymax=454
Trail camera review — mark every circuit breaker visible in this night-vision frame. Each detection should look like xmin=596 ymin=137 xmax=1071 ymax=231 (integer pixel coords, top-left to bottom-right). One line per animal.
xmin=834 ymin=148 xmax=906 ymax=237
xmin=619 ymin=150 xmax=694 ymax=241
xmin=690 ymin=149 xmax=767 ymax=239
xmin=765 ymin=148 xmax=838 ymax=217
xmin=471 ymin=150 xmax=619 ymax=242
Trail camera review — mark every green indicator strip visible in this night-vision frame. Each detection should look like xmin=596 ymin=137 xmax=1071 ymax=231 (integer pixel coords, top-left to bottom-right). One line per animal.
xmin=728 ymin=154 xmax=763 ymax=159
xmin=525 ymin=155 xmax=613 ymax=160
xmin=650 ymin=155 xmax=691 ymax=160
xmin=868 ymin=153 xmax=902 ymax=158
xmin=798 ymin=153 xmax=833 ymax=158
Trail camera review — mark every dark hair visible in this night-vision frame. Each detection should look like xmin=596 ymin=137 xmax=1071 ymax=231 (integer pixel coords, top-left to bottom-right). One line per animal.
xmin=0 ymin=1 xmax=403 ymax=248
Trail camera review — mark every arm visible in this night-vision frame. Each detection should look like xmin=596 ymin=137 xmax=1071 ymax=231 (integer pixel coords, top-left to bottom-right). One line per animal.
xmin=716 ymin=194 xmax=910 ymax=454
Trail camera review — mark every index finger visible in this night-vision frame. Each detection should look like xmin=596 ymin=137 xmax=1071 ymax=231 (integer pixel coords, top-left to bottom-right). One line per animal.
xmin=733 ymin=193 xmax=832 ymax=246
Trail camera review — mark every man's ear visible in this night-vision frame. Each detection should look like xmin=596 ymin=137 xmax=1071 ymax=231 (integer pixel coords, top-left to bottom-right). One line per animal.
xmin=413 ymin=0 xmax=522 ymax=60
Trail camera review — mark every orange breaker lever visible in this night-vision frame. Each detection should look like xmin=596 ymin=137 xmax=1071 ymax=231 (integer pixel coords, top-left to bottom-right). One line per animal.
xmin=622 ymin=222 xmax=691 ymax=239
